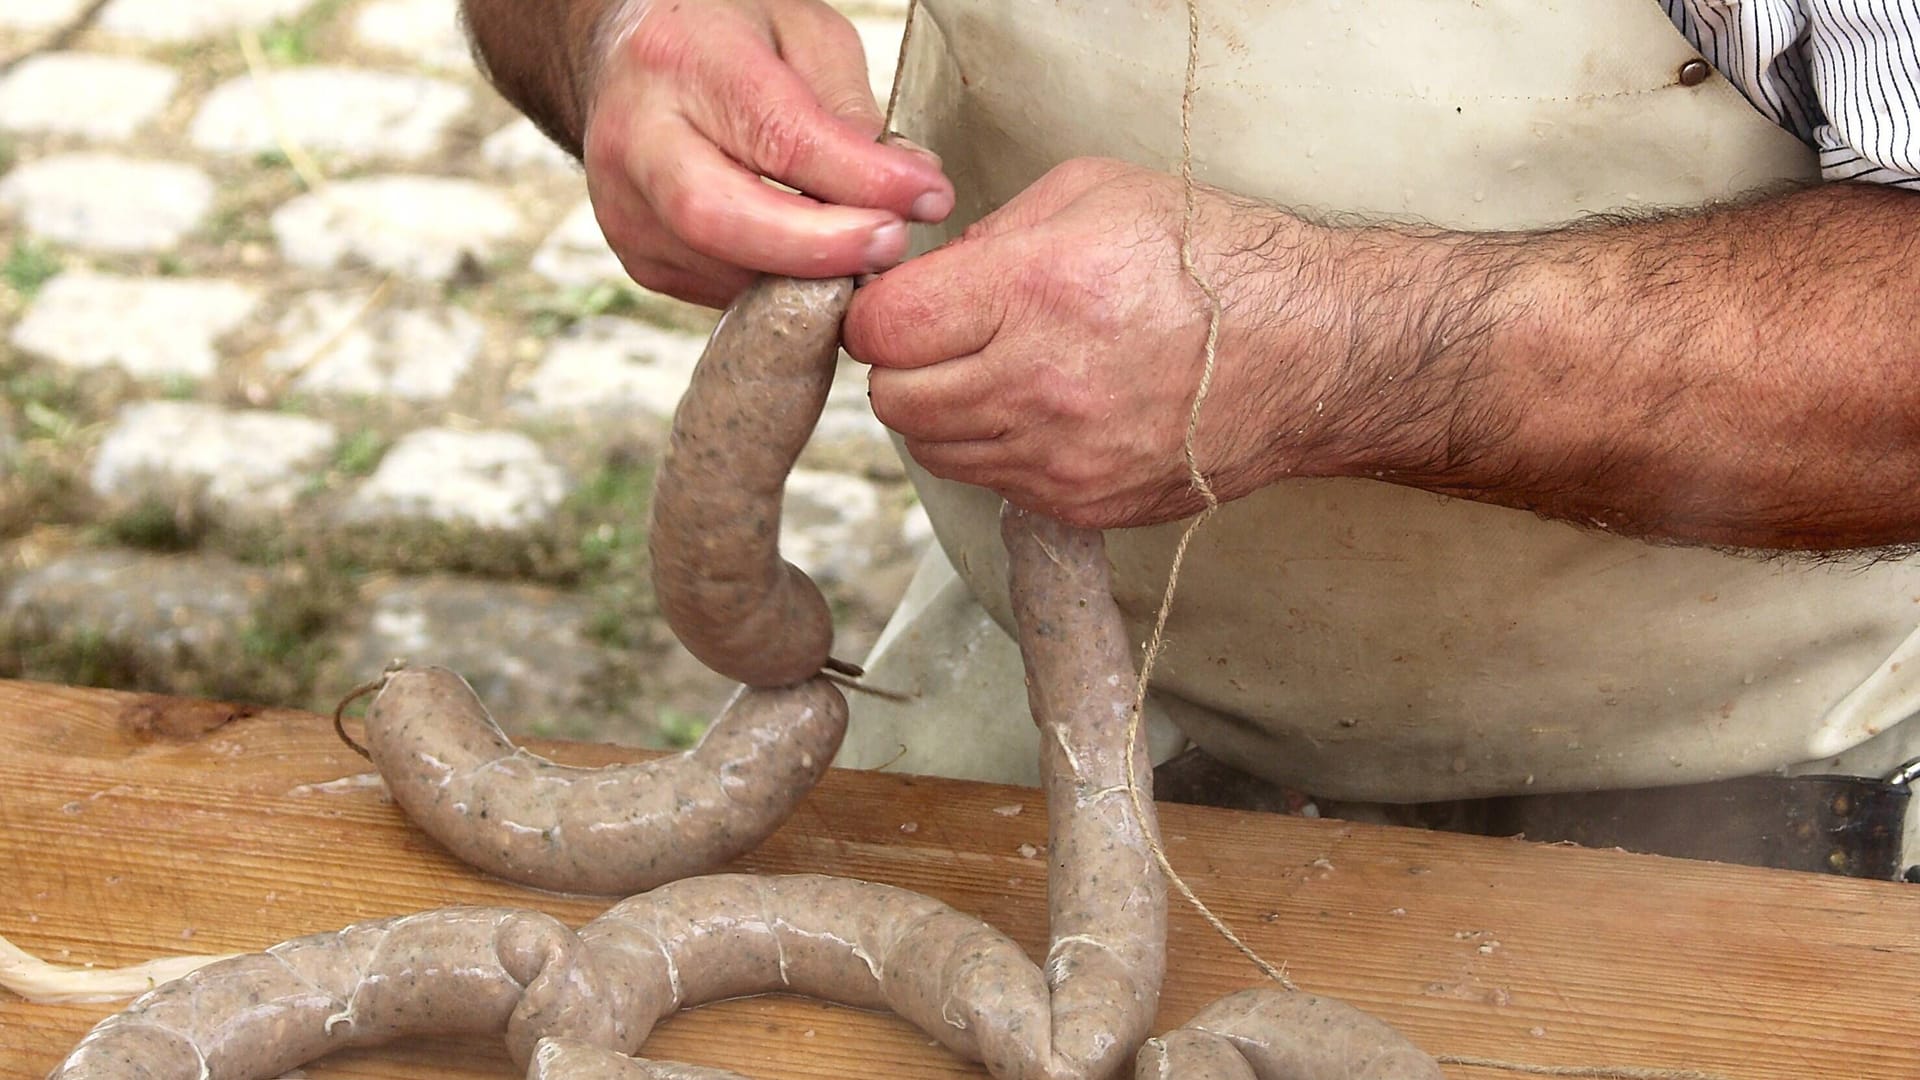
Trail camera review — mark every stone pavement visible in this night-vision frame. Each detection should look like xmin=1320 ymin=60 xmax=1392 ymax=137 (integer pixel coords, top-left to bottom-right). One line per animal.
xmin=0 ymin=0 xmax=924 ymax=748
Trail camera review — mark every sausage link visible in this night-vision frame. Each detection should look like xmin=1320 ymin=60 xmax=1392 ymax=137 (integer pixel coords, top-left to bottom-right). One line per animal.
xmin=47 ymin=889 xmax=1440 ymax=1080
xmin=580 ymin=873 xmax=1056 ymax=1079
xmin=648 ymin=275 xmax=853 ymax=688
xmin=48 ymin=909 xmax=620 ymax=1080
xmin=530 ymin=1039 xmax=749 ymax=1080
xmin=1002 ymin=506 xmax=1168 ymax=1080
xmin=1157 ymin=988 xmax=1445 ymax=1080
xmin=365 ymin=667 xmax=847 ymax=895
xmin=1136 ymin=1031 xmax=1258 ymax=1080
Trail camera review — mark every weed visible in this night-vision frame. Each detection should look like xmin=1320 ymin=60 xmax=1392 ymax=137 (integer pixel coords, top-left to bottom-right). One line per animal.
xmin=520 ymin=282 xmax=716 ymax=339
xmin=0 ymin=557 xmax=353 ymax=710
xmin=202 ymin=204 xmax=270 ymax=247
xmin=568 ymin=455 xmax=655 ymax=574
xmin=331 ymin=429 xmax=387 ymax=477
xmin=656 ymin=707 xmax=710 ymax=750
xmin=2 ymin=240 xmax=61 ymax=299
xmin=256 ymin=0 xmax=350 ymax=65
xmin=0 ymin=626 xmax=150 ymax=691
xmin=99 ymin=497 xmax=204 ymax=552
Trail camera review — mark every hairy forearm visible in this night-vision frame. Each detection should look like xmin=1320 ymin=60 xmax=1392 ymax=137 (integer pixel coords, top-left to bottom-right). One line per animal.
xmin=461 ymin=0 xmax=625 ymax=156
xmin=1313 ymin=182 xmax=1920 ymax=552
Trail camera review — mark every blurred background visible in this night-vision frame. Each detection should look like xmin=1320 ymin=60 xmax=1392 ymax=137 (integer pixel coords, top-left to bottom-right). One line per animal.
xmin=0 ymin=0 xmax=926 ymax=750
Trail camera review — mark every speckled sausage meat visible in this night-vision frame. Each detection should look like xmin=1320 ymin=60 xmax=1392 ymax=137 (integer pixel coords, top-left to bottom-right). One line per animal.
xmin=44 ymin=879 xmax=1441 ymax=1080
xmin=43 ymin=875 xmax=1051 ymax=1080
xmin=583 ymin=874 xmax=1056 ymax=1077
xmin=530 ymin=1039 xmax=749 ymax=1080
xmin=1138 ymin=989 xmax=1445 ymax=1080
xmin=1001 ymin=505 xmax=1168 ymax=1080
xmin=44 ymin=505 xmax=1442 ymax=1080
xmin=648 ymin=275 xmax=853 ymax=688
xmin=48 ymin=908 xmax=621 ymax=1080
xmin=364 ymin=666 xmax=847 ymax=895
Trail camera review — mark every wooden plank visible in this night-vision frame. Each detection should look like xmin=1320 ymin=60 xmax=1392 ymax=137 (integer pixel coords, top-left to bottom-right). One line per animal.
xmin=0 ymin=678 xmax=1915 ymax=1078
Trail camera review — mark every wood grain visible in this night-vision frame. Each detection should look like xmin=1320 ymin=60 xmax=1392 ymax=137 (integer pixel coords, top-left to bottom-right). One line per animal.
xmin=0 ymin=678 xmax=1915 ymax=1078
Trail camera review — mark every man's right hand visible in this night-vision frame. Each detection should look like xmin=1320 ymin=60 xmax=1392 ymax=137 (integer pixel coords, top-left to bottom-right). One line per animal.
xmin=582 ymin=0 xmax=954 ymax=306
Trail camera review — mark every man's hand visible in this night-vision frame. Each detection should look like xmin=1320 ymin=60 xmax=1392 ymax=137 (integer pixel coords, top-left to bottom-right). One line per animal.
xmin=853 ymin=155 xmax=1920 ymax=552
xmin=461 ymin=0 xmax=954 ymax=308
xmin=845 ymin=158 xmax=1376 ymax=529
xmin=584 ymin=0 xmax=953 ymax=306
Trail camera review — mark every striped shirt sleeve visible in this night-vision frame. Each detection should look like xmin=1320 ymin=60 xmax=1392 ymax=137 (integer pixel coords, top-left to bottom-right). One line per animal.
xmin=1666 ymin=0 xmax=1920 ymax=186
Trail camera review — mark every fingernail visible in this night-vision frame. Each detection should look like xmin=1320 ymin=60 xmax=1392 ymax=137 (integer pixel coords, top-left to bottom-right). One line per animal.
xmin=910 ymin=189 xmax=954 ymax=223
xmin=885 ymin=134 xmax=940 ymax=163
xmin=864 ymin=221 xmax=909 ymax=271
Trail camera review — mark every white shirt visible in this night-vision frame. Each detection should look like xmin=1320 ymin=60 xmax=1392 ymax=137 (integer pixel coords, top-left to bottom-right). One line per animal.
xmin=1666 ymin=0 xmax=1920 ymax=185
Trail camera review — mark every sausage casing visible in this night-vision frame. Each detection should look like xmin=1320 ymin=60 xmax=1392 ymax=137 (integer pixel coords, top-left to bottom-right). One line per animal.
xmin=366 ymin=667 xmax=846 ymax=895
xmin=1002 ymin=506 xmax=1168 ymax=1080
xmin=649 ymin=275 xmax=853 ymax=688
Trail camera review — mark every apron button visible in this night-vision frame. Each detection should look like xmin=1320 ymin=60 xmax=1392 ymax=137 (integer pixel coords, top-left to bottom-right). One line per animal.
xmin=1678 ymin=59 xmax=1713 ymax=87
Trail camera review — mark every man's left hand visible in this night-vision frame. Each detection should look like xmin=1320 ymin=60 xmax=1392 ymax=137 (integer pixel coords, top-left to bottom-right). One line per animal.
xmin=843 ymin=157 xmax=1369 ymax=529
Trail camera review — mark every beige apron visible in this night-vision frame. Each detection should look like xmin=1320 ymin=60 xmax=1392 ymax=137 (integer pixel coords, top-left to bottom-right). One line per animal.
xmin=844 ymin=0 xmax=1920 ymax=806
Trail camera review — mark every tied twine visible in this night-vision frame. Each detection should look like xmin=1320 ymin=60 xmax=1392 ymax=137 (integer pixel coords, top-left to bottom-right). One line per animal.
xmin=1108 ymin=6 xmax=1730 ymax=1080
xmin=884 ymin=5 xmax=1724 ymax=1079
xmin=1115 ymin=0 xmax=1294 ymax=992
xmin=1437 ymin=1060 xmax=1728 ymax=1080
xmin=881 ymin=0 xmax=919 ymax=137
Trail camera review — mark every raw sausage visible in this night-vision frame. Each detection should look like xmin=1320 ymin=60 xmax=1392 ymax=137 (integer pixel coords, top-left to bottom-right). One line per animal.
xmin=47 ymin=510 xmax=1441 ymax=1080
xmin=1139 ymin=988 xmax=1445 ymax=1080
xmin=1002 ymin=505 xmax=1167 ymax=1079
xmin=48 ymin=908 xmax=620 ymax=1079
xmin=648 ymin=275 xmax=853 ymax=688
xmin=364 ymin=666 xmax=847 ymax=895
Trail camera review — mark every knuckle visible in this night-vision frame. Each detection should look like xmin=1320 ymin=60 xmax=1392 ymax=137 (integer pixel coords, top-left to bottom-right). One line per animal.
xmin=742 ymin=107 xmax=812 ymax=178
xmin=619 ymin=257 xmax=678 ymax=295
xmin=1045 ymin=155 xmax=1127 ymax=192
xmin=1041 ymin=450 xmax=1101 ymax=492
xmin=657 ymin=176 xmax=720 ymax=247
xmin=581 ymin=116 xmax=632 ymax=182
xmin=915 ymin=448 xmax=964 ymax=483
xmin=859 ymin=300 xmax=915 ymax=362
xmin=1053 ymin=501 xmax=1107 ymax=530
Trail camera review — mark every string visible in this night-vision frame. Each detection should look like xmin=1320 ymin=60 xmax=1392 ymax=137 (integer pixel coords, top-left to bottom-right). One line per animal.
xmin=1437 ymin=1057 xmax=1731 ymax=1080
xmin=882 ymin=0 xmax=921 ymax=135
xmin=1116 ymin=0 xmax=1296 ymax=991
xmin=1112 ymin=9 xmax=1737 ymax=1079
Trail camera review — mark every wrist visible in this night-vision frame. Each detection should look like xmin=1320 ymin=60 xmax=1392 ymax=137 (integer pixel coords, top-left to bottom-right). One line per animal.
xmin=1308 ymin=221 xmax=1536 ymax=487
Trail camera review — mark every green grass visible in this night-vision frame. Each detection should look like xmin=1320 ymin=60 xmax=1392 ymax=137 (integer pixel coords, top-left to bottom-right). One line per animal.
xmin=0 ymin=627 xmax=149 ymax=692
xmin=330 ymin=429 xmax=388 ymax=478
xmin=519 ymin=282 xmax=718 ymax=339
xmin=524 ymin=282 xmax=647 ymax=337
xmin=100 ymin=498 xmax=204 ymax=552
xmin=656 ymin=707 xmax=710 ymax=750
xmin=0 ymin=362 xmax=95 ymax=539
xmin=2 ymin=240 xmax=62 ymax=300
xmin=256 ymin=0 xmax=351 ymax=64
xmin=0 ymin=558 xmax=353 ymax=710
